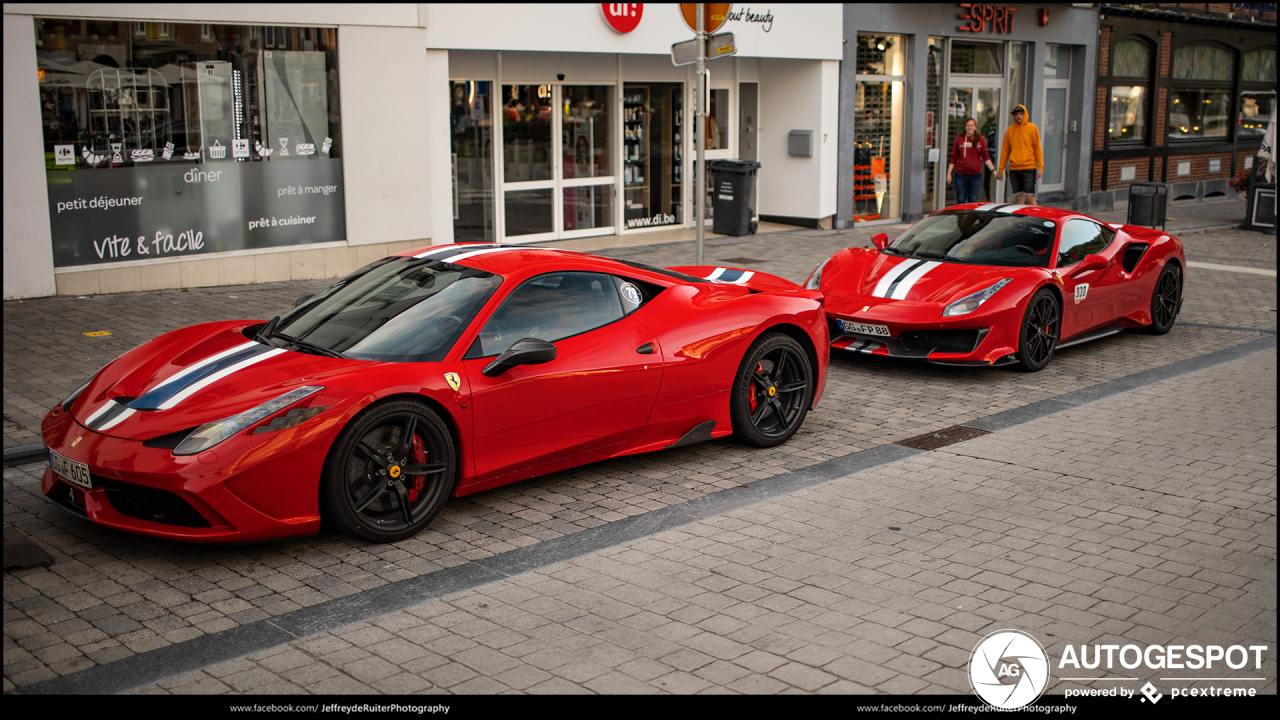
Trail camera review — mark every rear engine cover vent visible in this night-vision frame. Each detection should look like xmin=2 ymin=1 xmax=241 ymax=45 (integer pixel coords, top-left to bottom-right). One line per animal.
xmin=896 ymin=425 xmax=992 ymax=450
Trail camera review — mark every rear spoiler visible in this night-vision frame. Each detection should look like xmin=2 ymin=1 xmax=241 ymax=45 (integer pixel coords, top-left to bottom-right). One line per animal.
xmin=668 ymin=265 xmax=801 ymax=293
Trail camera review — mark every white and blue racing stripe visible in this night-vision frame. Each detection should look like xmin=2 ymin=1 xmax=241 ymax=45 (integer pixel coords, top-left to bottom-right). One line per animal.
xmin=995 ymin=204 xmax=1031 ymax=214
xmin=974 ymin=203 xmax=1006 ymax=212
xmin=129 ymin=342 xmax=271 ymax=410
xmin=155 ymin=348 xmax=286 ymax=411
xmin=704 ymin=267 xmax=755 ymax=285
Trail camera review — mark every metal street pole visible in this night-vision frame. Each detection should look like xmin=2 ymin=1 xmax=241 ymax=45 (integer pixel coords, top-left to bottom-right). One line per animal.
xmin=695 ymin=3 xmax=705 ymax=265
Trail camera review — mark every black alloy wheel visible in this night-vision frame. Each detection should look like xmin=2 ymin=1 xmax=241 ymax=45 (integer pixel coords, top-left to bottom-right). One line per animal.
xmin=730 ymin=332 xmax=814 ymax=447
xmin=1143 ymin=263 xmax=1182 ymax=335
xmin=321 ymin=399 xmax=455 ymax=542
xmin=1015 ymin=288 xmax=1060 ymax=372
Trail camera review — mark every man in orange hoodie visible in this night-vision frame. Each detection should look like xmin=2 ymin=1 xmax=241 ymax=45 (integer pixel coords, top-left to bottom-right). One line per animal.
xmin=995 ymin=104 xmax=1044 ymax=205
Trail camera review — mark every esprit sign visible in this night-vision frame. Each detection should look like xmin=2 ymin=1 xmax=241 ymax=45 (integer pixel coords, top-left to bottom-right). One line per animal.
xmin=957 ymin=3 xmax=1018 ymax=34
xmin=601 ymin=3 xmax=643 ymax=33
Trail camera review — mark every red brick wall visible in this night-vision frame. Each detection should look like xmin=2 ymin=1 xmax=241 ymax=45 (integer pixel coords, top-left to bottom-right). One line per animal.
xmin=1099 ymin=25 xmax=1111 ymax=76
xmin=1095 ymin=87 xmax=1108 ymax=151
xmin=1159 ymin=32 xmax=1171 ymax=78
xmin=1166 ymin=152 xmax=1233 ymax=183
xmin=1155 ymin=88 xmax=1169 ymax=148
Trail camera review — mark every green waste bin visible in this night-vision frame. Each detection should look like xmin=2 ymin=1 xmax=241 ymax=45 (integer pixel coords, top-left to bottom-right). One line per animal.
xmin=710 ymin=160 xmax=761 ymax=236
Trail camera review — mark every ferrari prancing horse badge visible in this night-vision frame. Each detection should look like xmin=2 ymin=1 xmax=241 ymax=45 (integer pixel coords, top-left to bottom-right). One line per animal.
xmin=444 ymin=372 xmax=461 ymax=392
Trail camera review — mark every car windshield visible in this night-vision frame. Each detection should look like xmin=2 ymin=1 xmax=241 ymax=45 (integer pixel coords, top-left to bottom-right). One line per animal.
xmin=274 ymin=256 xmax=503 ymax=362
xmin=889 ymin=211 xmax=1055 ymax=268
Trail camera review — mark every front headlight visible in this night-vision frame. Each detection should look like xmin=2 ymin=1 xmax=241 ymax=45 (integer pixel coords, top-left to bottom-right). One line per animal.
xmin=174 ymin=386 xmax=325 ymax=456
xmin=943 ymin=279 xmax=1012 ymax=317
xmin=804 ymin=257 xmax=831 ymax=290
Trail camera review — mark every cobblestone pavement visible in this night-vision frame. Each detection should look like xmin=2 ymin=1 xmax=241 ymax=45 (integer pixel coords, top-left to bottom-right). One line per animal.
xmin=4 ymin=204 xmax=1276 ymax=694
xmin=121 ymin=348 xmax=1275 ymax=696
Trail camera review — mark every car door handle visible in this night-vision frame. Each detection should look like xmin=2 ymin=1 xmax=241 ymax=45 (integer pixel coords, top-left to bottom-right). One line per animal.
xmin=636 ymin=343 xmax=654 ymax=355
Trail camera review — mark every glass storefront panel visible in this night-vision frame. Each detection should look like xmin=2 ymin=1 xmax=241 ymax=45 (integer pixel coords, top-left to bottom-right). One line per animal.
xmin=853 ymin=80 xmax=902 ymax=221
xmin=451 ymin=80 xmax=494 ymax=243
xmin=563 ymin=184 xmax=613 ymax=232
xmin=623 ymin=83 xmax=683 ymax=230
xmin=923 ymin=38 xmax=943 ymax=214
xmin=502 ymin=84 xmax=552 ymax=182
xmin=1042 ymin=87 xmax=1067 ymax=186
xmin=944 ymin=85 xmax=1000 ymax=207
xmin=504 ymin=188 xmax=553 ymax=237
xmin=706 ymin=88 xmax=729 ymax=150
xmin=951 ymin=42 xmax=1002 ymax=75
xmin=36 ymin=18 xmax=345 ymax=268
xmin=562 ymin=85 xmax=611 ymax=180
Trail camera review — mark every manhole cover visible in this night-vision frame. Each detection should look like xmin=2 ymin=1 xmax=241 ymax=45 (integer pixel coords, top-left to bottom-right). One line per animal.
xmin=895 ymin=425 xmax=991 ymax=450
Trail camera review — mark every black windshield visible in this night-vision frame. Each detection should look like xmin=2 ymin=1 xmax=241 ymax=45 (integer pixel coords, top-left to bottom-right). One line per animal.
xmin=889 ymin=211 xmax=1055 ymax=268
xmin=273 ymin=257 xmax=502 ymax=363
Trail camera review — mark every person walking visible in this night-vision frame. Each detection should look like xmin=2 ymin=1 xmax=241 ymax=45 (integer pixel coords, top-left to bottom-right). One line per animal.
xmin=947 ymin=117 xmax=995 ymax=205
xmin=995 ymin=104 xmax=1044 ymax=205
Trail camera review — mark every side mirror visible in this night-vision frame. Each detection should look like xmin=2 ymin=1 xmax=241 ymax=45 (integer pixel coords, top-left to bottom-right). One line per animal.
xmin=871 ymin=232 xmax=890 ymax=250
xmin=482 ymin=338 xmax=557 ymax=377
xmin=1065 ymin=253 xmax=1107 ymax=277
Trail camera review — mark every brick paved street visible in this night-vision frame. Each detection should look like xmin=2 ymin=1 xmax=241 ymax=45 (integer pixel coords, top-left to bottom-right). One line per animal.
xmin=4 ymin=198 xmax=1275 ymax=696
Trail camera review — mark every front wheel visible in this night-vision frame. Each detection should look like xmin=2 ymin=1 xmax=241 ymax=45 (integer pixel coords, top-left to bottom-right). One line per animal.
xmin=730 ymin=332 xmax=814 ymax=447
xmin=1143 ymin=263 xmax=1181 ymax=335
xmin=321 ymin=399 xmax=456 ymax=542
xmin=1015 ymin=288 xmax=1060 ymax=372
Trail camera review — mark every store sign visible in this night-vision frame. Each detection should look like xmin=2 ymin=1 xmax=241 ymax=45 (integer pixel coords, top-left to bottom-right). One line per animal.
xmin=601 ymin=3 xmax=643 ymax=33
xmin=725 ymin=6 xmax=773 ymax=32
xmin=957 ymin=3 xmax=1018 ymax=34
xmin=47 ymin=160 xmax=346 ymax=268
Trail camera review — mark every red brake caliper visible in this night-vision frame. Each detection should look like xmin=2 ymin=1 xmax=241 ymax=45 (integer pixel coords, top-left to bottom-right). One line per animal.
xmin=748 ymin=361 xmax=763 ymax=414
xmin=407 ymin=435 xmax=427 ymax=502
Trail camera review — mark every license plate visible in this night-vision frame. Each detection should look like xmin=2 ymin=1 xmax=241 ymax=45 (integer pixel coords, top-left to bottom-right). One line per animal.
xmin=839 ymin=319 xmax=891 ymax=337
xmin=49 ymin=449 xmax=92 ymax=490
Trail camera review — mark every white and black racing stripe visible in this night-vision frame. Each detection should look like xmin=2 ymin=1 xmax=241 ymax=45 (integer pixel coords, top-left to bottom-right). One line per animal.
xmin=704 ymin=267 xmax=755 ymax=285
xmin=871 ymin=259 xmax=941 ymax=300
xmin=994 ymin=204 xmax=1031 ymax=214
xmin=842 ymin=338 xmax=884 ymax=354
xmin=974 ymin=203 xmax=1006 ymax=212
xmin=85 ymin=399 xmax=135 ymax=432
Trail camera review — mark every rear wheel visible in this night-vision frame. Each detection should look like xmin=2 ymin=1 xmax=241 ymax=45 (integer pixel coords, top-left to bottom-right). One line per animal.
xmin=730 ymin=333 xmax=814 ymax=447
xmin=321 ymin=399 xmax=455 ymax=542
xmin=1015 ymin=289 xmax=1060 ymax=372
xmin=1143 ymin=263 xmax=1181 ymax=335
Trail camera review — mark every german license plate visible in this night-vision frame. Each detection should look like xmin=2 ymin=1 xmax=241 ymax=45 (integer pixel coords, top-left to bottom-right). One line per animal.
xmin=839 ymin=319 xmax=891 ymax=337
xmin=49 ymin=449 xmax=92 ymax=490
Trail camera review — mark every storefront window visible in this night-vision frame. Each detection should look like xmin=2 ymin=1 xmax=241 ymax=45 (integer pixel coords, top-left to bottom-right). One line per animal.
xmin=623 ymin=83 xmax=683 ymax=230
xmin=854 ymin=34 xmax=905 ymax=222
xmin=1172 ymin=45 xmax=1233 ymax=81
xmin=1239 ymin=49 xmax=1276 ymax=139
xmin=922 ymin=38 xmax=943 ymax=214
xmin=1044 ymin=45 xmax=1070 ymax=79
xmin=1168 ymin=89 xmax=1231 ymax=139
xmin=1112 ymin=39 xmax=1150 ymax=78
xmin=450 ymin=80 xmax=494 ymax=242
xmin=705 ymin=88 xmax=729 ymax=150
xmin=36 ymin=18 xmax=345 ymax=268
xmin=951 ymin=42 xmax=1002 ymax=75
xmin=1109 ymin=86 xmax=1147 ymax=143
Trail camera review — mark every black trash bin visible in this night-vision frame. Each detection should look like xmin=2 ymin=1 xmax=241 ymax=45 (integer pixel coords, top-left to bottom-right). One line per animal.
xmin=1127 ymin=182 xmax=1168 ymax=230
xmin=709 ymin=160 xmax=761 ymax=236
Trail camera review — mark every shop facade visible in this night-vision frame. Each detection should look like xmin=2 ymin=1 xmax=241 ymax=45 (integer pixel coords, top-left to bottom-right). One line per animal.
xmin=1091 ymin=4 xmax=1276 ymax=208
xmin=837 ymin=4 xmax=1099 ymax=227
xmin=4 ymin=4 xmax=841 ymax=299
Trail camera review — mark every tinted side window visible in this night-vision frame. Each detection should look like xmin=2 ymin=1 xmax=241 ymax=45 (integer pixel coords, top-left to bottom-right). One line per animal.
xmin=466 ymin=271 xmax=624 ymax=358
xmin=1057 ymin=220 xmax=1114 ymax=267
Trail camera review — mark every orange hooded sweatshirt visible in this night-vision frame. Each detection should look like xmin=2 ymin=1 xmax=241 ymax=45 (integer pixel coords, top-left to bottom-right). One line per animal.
xmin=999 ymin=120 xmax=1044 ymax=172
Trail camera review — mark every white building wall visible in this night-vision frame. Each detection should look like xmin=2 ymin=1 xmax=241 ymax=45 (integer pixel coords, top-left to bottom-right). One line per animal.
xmin=758 ymin=59 xmax=838 ymax=222
xmin=4 ymin=12 xmax=56 ymax=299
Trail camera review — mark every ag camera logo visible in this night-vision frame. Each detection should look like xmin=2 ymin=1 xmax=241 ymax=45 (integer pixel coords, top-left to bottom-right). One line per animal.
xmin=969 ymin=630 xmax=1050 ymax=709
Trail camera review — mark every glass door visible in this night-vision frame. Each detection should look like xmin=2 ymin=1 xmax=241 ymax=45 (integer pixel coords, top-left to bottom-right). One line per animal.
xmin=502 ymin=84 xmax=614 ymax=242
xmin=622 ymin=82 xmax=684 ymax=231
xmin=1040 ymin=85 xmax=1068 ymax=191
xmin=943 ymin=83 xmax=1001 ymax=208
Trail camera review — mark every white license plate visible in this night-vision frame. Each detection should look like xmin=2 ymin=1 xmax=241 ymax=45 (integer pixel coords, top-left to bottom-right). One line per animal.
xmin=49 ymin=449 xmax=92 ymax=490
xmin=840 ymin=320 xmax=891 ymax=337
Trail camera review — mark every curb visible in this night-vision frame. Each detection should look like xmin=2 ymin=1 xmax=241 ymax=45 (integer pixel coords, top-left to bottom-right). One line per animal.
xmin=3 ymin=443 xmax=46 ymax=467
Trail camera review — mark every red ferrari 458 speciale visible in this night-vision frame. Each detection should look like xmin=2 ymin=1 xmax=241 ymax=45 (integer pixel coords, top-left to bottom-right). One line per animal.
xmin=42 ymin=244 xmax=828 ymax=542
xmin=807 ymin=203 xmax=1185 ymax=370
